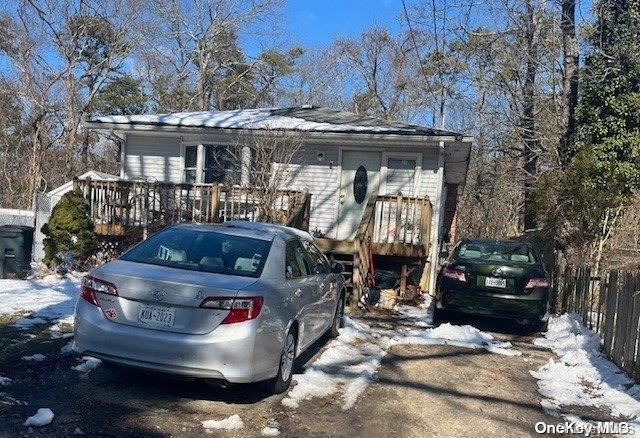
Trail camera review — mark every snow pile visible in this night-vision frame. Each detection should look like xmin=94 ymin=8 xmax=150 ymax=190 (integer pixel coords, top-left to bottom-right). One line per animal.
xmin=0 ymin=273 xmax=82 ymax=328
xmin=283 ymin=295 xmax=520 ymax=410
xmin=72 ymin=357 xmax=102 ymax=373
xmin=283 ymin=318 xmax=386 ymax=410
xmin=531 ymin=314 xmax=640 ymax=424
xmin=22 ymin=354 xmax=46 ymax=362
xmin=201 ymin=414 xmax=244 ymax=431
xmin=396 ymin=323 xmax=521 ymax=356
xmin=23 ymin=408 xmax=54 ymax=427
xmin=0 ymin=376 xmax=11 ymax=386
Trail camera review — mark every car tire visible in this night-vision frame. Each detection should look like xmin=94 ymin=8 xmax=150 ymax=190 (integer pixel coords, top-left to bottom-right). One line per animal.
xmin=266 ymin=329 xmax=297 ymax=394
xmin=327 ymin=295 xmax=345 ymax=338
xmin=432 ymin=306 xmax=447 ymax=326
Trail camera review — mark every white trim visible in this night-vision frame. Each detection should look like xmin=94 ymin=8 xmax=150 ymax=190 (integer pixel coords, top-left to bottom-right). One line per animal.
xmin=429 ymin=142 xmax=446 ymax=294
xmin=120 ymin=133 xmax=127 ymax=179
xmin=181 ymin=139 xmax=201 ymax=183
xmin=380 ymin=151 xmax=422 ymax=197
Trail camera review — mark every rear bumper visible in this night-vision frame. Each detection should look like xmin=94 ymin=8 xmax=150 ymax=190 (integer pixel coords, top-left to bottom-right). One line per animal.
xmin=73 ymin=299 xmax=281 ymax=383
xmin=441 ymin=285 xmax=548 ymax=321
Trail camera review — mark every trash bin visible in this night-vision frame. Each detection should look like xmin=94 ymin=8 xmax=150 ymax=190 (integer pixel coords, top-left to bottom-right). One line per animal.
xmin=0 ymin=225 xmax=34 ymax=279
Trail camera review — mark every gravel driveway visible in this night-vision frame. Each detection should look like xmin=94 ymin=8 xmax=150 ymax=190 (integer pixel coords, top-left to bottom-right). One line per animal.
xmin=0 ymin=310 xmax=622 ymax=437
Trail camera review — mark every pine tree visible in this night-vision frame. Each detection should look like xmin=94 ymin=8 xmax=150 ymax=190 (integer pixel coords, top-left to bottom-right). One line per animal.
xmin=573 ymin=0 xmax=640 ymax=200
xmin=42 ymin=190 xmax=98 ymax=267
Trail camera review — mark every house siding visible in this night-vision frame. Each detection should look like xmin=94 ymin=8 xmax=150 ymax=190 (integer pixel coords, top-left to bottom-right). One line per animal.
xmin=124 ymin=135 xmax=182 ymax=183
xmin=275 ymin=145 xmax=341 ymax=238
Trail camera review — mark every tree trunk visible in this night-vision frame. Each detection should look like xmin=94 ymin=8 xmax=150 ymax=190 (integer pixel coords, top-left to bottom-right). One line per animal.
xmin=522 ymin=0 xmax=541 ymax=232
xmin=559 ymin=0 xmax=579 ymax=167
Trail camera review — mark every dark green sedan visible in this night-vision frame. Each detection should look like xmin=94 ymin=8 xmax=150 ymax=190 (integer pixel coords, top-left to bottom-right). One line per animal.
xmin=435 ymin=238 xmax=550 ymax=328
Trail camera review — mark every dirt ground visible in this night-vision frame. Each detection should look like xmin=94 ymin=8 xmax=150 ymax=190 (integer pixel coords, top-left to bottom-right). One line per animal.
xmin=0 ymin=312 xmax=617 ymax=437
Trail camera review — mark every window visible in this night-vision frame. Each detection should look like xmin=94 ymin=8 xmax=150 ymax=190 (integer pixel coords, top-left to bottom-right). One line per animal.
xmin=120 ymin=228 xmax=271 ymax=278
xmin=353 ymin=165 xmax=368 ymax=204
xmin=386 ymin=157 xmax=417 ymax=196
xmin=183 ymin=144 xmax=239 ymax=184
xmin=184 ymin=145 xmax=198 ymax=183
xmin=455 ymin=242 xmax=537 ymax=265
xmin=302 ymin=241 xmax=330 ymax=275
xmin=285 ymin=240 xmax=310 ymax=279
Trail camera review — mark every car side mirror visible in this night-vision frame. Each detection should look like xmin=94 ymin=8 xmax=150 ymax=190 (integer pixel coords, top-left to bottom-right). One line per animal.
xmin=331 ymin=262 xmax=345 ymax=274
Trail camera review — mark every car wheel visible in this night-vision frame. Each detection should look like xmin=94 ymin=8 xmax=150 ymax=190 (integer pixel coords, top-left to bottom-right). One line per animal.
xmin=328 ymin=295 xmax=345 ymax=338
xmin=432 ymin=306 xmax=447 ymax=325
xmin=266 ymin=330 xmax=296 ymax=394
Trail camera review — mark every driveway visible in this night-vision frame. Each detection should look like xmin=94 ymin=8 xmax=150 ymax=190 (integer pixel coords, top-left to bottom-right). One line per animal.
xmin=0 ymin=303 xmax=627 ymax=437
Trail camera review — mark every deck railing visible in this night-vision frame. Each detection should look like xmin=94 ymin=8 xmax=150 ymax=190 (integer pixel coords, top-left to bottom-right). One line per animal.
xmin=73 ymin=178 xmax=311 ymax=236
xmin=351 ymin=193 xmax=433 ymax=296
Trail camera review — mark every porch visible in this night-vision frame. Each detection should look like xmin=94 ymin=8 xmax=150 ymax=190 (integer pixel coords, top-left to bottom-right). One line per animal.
xmin=73 ymin=178 xmax=433 ymax=300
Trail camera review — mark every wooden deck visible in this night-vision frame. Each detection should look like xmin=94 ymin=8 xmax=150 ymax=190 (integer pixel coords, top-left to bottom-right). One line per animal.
xmin=73 ymin=178 xmax=311 ymax=236
xmin=74 ymin=177 xmax=432 ymax=300
xmin=315 ymin=194 xmax=433 ymax=298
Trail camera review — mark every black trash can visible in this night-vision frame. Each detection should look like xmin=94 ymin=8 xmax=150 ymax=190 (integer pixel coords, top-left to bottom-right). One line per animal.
xmin=0 ymin=225 xmax=34 ymax=279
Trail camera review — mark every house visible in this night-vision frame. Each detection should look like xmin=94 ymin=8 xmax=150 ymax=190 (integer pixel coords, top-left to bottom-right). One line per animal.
xmin=82 ymin=106 xmax=472 ymax=297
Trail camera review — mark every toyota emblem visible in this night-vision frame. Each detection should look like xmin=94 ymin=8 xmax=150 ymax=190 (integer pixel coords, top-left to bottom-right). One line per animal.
xmin=151 ymin=290 xmax=167 ymax=301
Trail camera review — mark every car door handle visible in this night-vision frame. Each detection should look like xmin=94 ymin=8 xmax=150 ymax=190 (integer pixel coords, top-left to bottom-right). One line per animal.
xmin=294 ymin=288 xmax=302 ymax=298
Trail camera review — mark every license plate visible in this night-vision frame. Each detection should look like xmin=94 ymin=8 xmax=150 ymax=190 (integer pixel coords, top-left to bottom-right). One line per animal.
xmin=138 ymin=305 xmax=175 ymax=328
xmin=485 ymin=277 xmax=507 ymax=288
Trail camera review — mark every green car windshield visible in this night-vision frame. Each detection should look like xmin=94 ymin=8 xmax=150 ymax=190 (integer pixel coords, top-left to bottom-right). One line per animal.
xmin=456 ymin=242 xmax=537 ymax=265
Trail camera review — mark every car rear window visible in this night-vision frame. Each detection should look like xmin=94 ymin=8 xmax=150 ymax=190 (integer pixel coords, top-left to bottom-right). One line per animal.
xmin=456 ymin=242 xmax=537 ymax=265
xmin=120 ymin=228 xmax=271 ymax=277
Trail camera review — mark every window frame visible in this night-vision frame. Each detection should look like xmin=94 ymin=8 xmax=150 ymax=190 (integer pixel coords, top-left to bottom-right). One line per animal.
xmin=285 ymin=239 xmax=311 ymax=279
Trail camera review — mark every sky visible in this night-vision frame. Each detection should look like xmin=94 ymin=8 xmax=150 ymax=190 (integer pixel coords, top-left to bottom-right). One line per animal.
xmin=285 ymin=0 xmax=403 ymax=47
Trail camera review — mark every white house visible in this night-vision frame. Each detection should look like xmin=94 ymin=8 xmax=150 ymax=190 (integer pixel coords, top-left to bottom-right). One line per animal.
xmin=83 ymin=106 xmax=471 ymax=295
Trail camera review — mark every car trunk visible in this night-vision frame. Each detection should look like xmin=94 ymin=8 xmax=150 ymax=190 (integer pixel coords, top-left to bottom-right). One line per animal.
xmin=453 ymin=260 xmax=541 ymax=294
xmin=91 ymin=260 xmax=258 ymax=335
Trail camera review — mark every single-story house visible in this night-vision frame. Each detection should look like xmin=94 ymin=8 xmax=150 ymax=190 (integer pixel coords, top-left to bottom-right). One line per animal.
xmin=83 ymin=106 xmax=471 ymax=295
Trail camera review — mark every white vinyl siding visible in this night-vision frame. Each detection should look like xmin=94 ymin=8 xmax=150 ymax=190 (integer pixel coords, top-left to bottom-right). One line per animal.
xmin=274 ymin=145 xmax=341 ymax=239
xmin=123 ymin=135 xmax=182 ymax=183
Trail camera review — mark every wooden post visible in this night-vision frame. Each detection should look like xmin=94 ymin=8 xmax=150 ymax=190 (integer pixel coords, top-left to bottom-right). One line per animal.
xmin=211 ymin=185 xmax=221 ymax=223
xmin=395 ymin=193 xmax=403 ymax=244
xmin=399 ymin=264 xmax=408 ymax=297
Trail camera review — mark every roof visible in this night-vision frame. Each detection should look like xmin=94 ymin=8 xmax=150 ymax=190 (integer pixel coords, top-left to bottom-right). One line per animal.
xmin=47 ymin=170 xmax=119 ymax=197
xmin=88 ymin=106 xmax=463 ymax=137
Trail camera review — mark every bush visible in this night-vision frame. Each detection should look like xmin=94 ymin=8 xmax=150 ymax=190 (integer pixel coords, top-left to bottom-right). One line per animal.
xmin=42 ymin=189 xmax=98 ymax=268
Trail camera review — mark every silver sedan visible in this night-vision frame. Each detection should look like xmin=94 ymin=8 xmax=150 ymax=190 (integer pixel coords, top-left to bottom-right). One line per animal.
xmin=73 ymin=221 xmax=346 ymax=393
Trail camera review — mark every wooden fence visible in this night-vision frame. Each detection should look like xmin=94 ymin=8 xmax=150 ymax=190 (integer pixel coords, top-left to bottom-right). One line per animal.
xmin=557 ymin=266 xmax=640 ymax=379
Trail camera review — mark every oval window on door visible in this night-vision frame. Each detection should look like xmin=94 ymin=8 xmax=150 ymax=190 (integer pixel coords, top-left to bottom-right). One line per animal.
xmin=353 ymin=165 xmax=368 ymax=204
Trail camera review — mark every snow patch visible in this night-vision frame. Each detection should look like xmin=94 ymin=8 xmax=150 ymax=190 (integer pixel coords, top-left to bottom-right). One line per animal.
xmin=1 ymin=273 xmax=82 ymax=328
xmin=60 ymin=341 xmax=75 ymax=355
xmin=22 ymin=353 xmax=46 ymax=362
xmin=23 ymin=408 xmax=54 ymax=426
xmin=283 ymin=295 xmax=520 ymax=410
xmin=201 ymin=414 xmax=244 ymax=431
xmin=261 ymin=426 xmax=280 ymax=436
xmin=531 ymin=313 xmax=640 ymax=427
xmin=0 ymin=376 xmax=11 ymax=386
xmin=72 ymin=357 xmax=102 ymax=372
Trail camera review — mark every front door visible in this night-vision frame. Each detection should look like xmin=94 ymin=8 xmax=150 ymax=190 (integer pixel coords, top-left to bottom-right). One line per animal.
xmin=337 ymin=151 xmax=381 ymax=240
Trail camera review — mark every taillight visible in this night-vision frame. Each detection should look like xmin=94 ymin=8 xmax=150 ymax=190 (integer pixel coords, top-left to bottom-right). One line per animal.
xmin=525 ymin=277 xmax=550 ymax=289
xmin=200 ymin=297 xmax=263 ymax=324
xmin=80 ymin=275 xmax=118 ymax=306
xmin=442 ymin=267 xmax=466 ymax=283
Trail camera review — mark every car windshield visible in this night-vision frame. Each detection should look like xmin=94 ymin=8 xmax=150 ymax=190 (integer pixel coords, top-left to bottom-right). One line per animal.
xmin=120 ymin=227 xmax=271 ymax=277
xmin=456 ymin=241 xmax=537 ymax=265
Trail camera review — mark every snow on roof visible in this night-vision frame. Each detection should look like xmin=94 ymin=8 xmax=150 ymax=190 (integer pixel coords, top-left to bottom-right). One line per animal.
xmin=89 ymin=106 xmax=462 ymax=137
